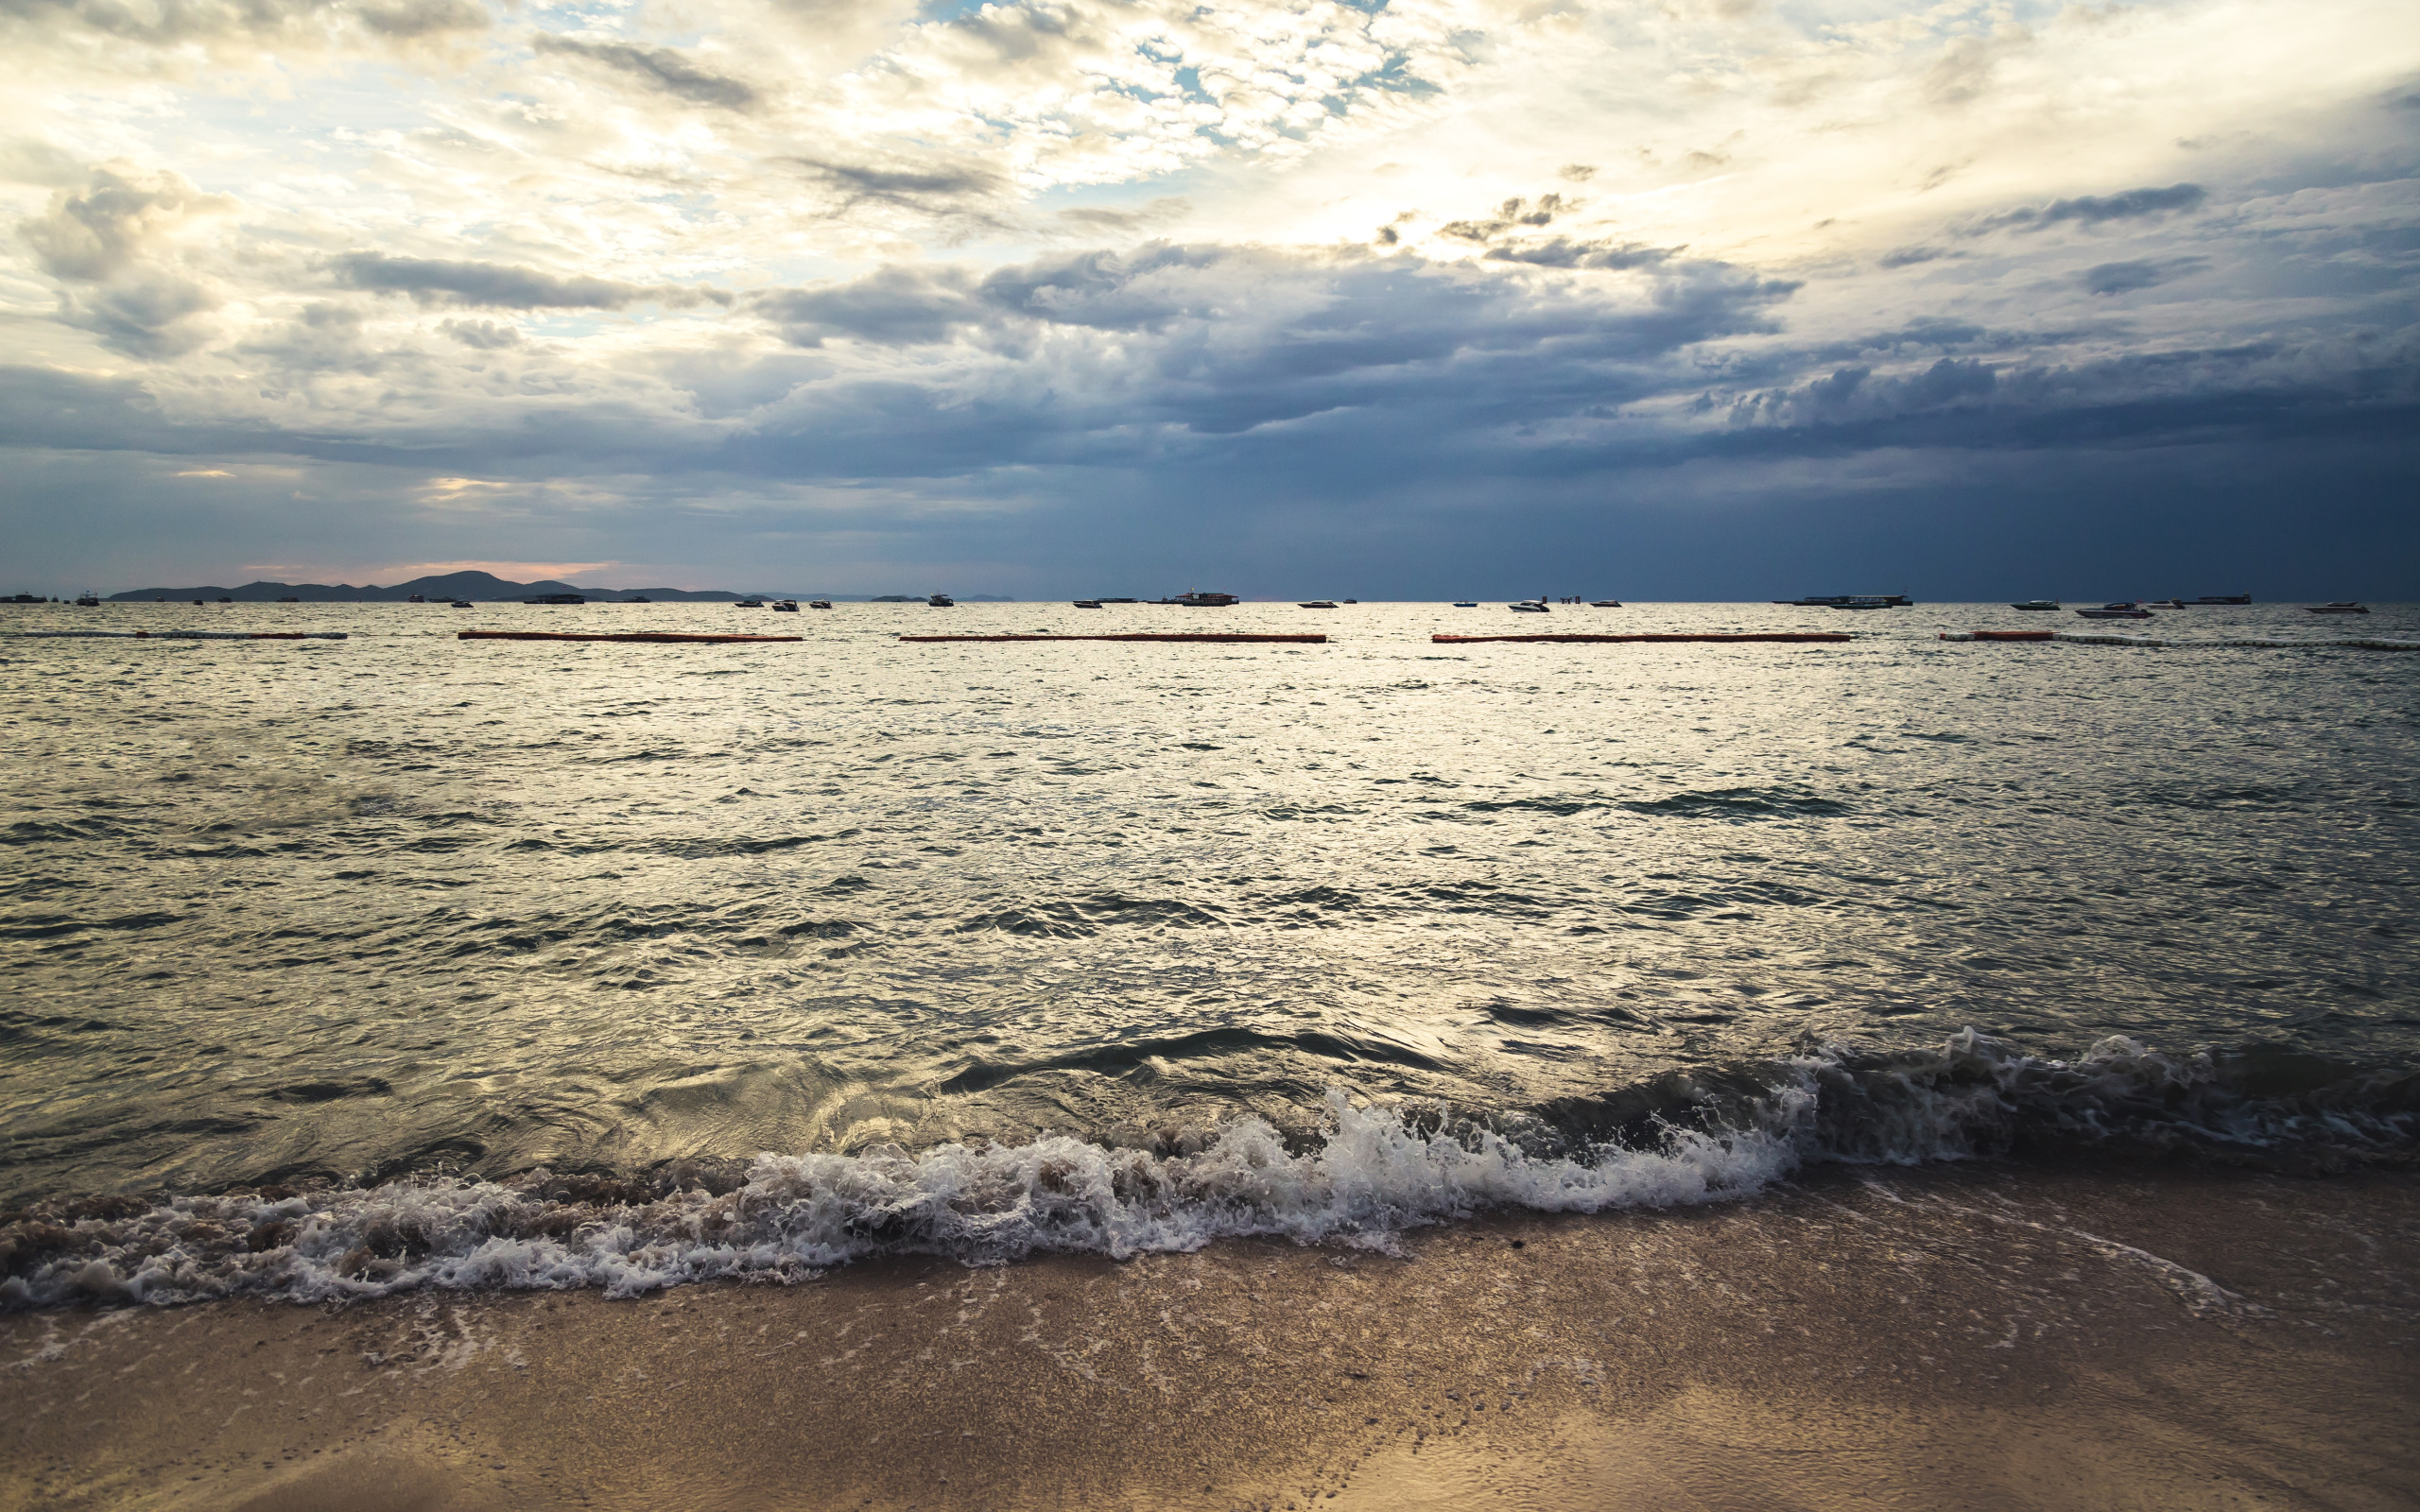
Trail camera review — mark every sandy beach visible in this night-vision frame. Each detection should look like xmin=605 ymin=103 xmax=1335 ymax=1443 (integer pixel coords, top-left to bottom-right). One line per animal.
xmin=5 ymin=1160 xmax=2413 ymax=1512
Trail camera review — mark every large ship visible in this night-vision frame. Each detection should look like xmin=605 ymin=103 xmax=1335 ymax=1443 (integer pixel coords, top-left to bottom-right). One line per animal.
xmin=1775 ymin=593 xmax=1912 ymax=608
xmin=1158 ymin=591 xmax=1237 ymax=607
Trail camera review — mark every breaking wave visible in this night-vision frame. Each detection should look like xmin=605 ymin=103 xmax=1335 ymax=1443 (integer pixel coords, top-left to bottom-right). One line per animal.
xmin=4 ymin=1031 xmax=2411 ymax=1310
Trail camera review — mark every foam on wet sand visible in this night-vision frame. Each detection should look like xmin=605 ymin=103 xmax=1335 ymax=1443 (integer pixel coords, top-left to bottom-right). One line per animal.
xmin=4 ymin=1162 xmax=2414 ymax=1512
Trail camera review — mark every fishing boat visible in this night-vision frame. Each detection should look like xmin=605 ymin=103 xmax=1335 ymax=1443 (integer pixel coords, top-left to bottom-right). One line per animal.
xmin=1589 ymin=600 xmax=1623 ymax=608
xmin=1299 ymin=600 xmax=1338 ymax=609
xmin=1073 ymin=600 xmax=1103 ymax=609
xmin=1163 ymin=591 xmax=1236 ymax=607
xmin=1452 ymin=600 xmax=1478 ymax=608
xmin=735 ymin=597 xmax=764 ymax=608
xmin=524 ymin=593 xmax=585 ymax=605
xmin=2306 ymin=602 xmax=2369 ymax=614
xmin=770 ymin=600 xmax=799 ymax=612
xmin=2011 ymin=600 xmax=2060 ymax=610
xmin=928 ymin=593 xmax=956 ymax=607
xmin=2189 ymin=594 xmax=2251 ymax=605
xmin=450 ymin=600 xmax=473 ymax=609
xmin=74 ymin=593 xmax=98 ymax=608
xmin=624 ymin=596 xmax=651 ymax=604
xmin=2075 ymin=602 xmax=2152 ymax=619
xmin=406 ymin=593 xmax=425 ymax=604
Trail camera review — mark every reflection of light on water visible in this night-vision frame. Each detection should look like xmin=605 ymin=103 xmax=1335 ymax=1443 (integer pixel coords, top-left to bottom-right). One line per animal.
xmin=2 ymin=599 xmax=2416 ymax=1205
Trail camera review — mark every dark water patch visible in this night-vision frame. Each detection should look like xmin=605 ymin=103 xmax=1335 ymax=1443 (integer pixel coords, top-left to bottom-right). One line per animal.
xmin=1615 ymin=787 xmax=1852 ymax=820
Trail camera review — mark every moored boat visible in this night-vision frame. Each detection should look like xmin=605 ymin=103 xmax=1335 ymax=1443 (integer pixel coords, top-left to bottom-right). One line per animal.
xmin=1299 ymin=600 xmax=1338 ymax=609
xmin=1073 ymin=600 xmax=1103 ymax=609
xmin=808 ymin=600 xmax=832 ymax=610
xmin=2306 ymin=602 xmax=2369 ymax=614
xmin=2011 ymin=600 xmax=2060 ymax=610
xmin=2076 ymin=602 xmax=2152 ymax=619
xmin=1590 ymin=600 xmax=1622 ymax=608
xmin=525 ymin=593 xmax=585 ymax=605
xmin=770 ymin=600 xmax=799 ymax=612
xmin=1510 ymin=601 xmax=1549 ymax=613
xmin=928 ymin=593 xmax=955 ymax=607
xmin=1452 ymin=600 xmax=1478 ymax=608
xmin=2189 ymin=594 xmax=2251 ymax=605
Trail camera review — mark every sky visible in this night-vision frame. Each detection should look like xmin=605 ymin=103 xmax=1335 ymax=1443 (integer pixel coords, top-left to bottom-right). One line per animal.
xmin=2 ymin=0 xmax=2415 ymax=599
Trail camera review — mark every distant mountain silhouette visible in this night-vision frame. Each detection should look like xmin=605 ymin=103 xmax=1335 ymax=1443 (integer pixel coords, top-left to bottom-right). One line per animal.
xmin=106 ymin=571 xmax=758 ymax=603
xmin=105 ymin=574 xmax=1018 ymax=602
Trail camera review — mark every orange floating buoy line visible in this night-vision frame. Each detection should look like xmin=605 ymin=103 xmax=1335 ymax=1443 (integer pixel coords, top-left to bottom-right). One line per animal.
xmin=458 ymin=630 xmax=804 ymax=644
xmin=899 ymin=633 xmax=1327 ymax=644
xmin=1430 ymin=633 xmax=1854 ymax=644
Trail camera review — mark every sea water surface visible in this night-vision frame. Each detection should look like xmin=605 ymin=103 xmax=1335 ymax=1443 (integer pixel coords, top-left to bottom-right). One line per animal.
xmin=2 ymin=600 xmax=2415 ymax=1302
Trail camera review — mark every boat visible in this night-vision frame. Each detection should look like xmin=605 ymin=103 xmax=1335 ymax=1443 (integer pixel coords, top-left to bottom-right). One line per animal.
xmin=1589 ymin=600 xmax=1622 ymax=608
xmin=2075 ymin=602 xmax=2152 ymax=619
xmin=1777 ymin=593 xmax=1912 ymax=608
xmin=276 ymin=596 xmax=299 ymax=603
xmin=525 ymin=593 xmax=585 ymax=605
xmin=406 ymin=593 xmax=425 ymax=604
xmin=1342 ymin=599 xmax=1357 ymax=604
xmin=735 ymin=597 xmax=765 ymax=608
xmin=928 ymin=593 xmax=955 ymax=607
xmin=2306 ymin=602 xmax=2369 ymax=614
xmin=74 ymin=593 xmax=98 ymax=607
xmin=1510 ymin=601 xmax=1550 ymax=613
xmin=2189 ymin=594 xmax=2251 ymax=605
xmin=2146 ymin=598 xmax=2186 ymax=610
xmin=808 ymin=600 xmax=832 ymax=610
xmin=1299 ymin=600 xmax=1338 ymax=610
xmin=2011 ymin=600 xmax=2060 ymax=610
xmin=1073 ymin=600 xmax=1103 ymax=609
xmin=770 ymin=600 xmax=799 ymax=612
xmin=450 ymin=600 xmax=473 ymax=609
xmin=1452 ymin=600 xmax=1478 ymax=608
xmin=1164 ymin=591 xmax=1236 ymax=607
xmin=624 ymin=596 xmax=651 ymax=604
xmin=216 ymin=596 xmax=232 ymax=604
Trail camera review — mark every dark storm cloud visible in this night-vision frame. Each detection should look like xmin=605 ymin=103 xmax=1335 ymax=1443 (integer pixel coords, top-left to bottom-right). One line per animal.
xmin=330 ymin=253 xmax=731 ymax=310
xmin=530 ymin=34 xmax=760 ymax=110
xmin=1483 ymin=238 xmax=1674 ymax=270
xmin=1975 ymin=182 xmax=2209 ymax=232
xmin=0 ymin=0 xmax=484 ymax=45
xmin=788 ymin=157 xmax=1010 ymax=216
xmin=2082 ymin=259 xmax=2166 ymax=294
xmin=1877 ymin=244 xmax=1957 ymax=267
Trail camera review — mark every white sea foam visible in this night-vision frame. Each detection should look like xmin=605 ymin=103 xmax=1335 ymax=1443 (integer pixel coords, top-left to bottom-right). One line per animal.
xmin=1 ymin=1032 xmax=2409 ymax=1310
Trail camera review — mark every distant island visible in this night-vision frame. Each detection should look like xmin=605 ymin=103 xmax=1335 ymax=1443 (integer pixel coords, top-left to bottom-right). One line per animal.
xmin=102 ymin=571 xmax=1016 ymax=603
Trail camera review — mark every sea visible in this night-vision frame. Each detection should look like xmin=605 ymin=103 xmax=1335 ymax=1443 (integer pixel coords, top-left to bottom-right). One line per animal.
xmin=2 ymin=599 xmax=2414 ymax=1306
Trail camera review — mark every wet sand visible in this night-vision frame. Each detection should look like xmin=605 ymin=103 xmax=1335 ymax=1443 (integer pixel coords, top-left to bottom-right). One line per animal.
xmin=4 ymin=1162 xmax=2414 ymax=1512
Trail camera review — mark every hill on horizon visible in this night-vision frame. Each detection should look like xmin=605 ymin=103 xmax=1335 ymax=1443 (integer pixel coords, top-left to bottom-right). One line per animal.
xmin=106 ymin=571 xmax=757 ymax=602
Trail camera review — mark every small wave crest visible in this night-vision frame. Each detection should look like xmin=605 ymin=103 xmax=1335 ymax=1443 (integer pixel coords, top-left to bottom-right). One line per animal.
xmin=4 ymin=1032 xmax=2411 ymax=1310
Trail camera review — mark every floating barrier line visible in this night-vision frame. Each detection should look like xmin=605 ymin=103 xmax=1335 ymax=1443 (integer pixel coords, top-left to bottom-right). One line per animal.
xmin=458 ymin=630 xmax=804 ymax=644
xmin=899 ymin=633 xmax=1327 ymax=644
xmin=12 ymin=629 xmax=348 ymax=640
xmin=1942 ymin=632 xmax=2420 ymax=650
xmin=1431 ymin=632 xmax=1854 ymax=644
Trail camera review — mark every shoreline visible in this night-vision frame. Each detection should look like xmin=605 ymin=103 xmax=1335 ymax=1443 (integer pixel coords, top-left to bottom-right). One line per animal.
xmin=5 ymin=1160 xmax=2415 ymax=1511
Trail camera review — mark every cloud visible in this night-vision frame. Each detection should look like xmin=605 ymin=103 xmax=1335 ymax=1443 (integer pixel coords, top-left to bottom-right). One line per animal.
xmin=787 ymin=157 xmax=1011 ymax=220
xmin=1484 ymin=238 xmax=1675 ymax=271
xmin=18 ymin=163 xmax=233 ymax=353
xmin=331 ymin=253 xmax=731 ymax=311
xmin=20 ymin=164 xmax=233 ymax=281
xmin=2083 ymin=260 xmax=2171 ymax=295
xmin=0 ymin=0 xmax=485 ymax=53
xmin=530 ymin=34 xmax=759 ymax=110
xmin=1977 ymin=182 xmax=2210 ymax=233
xmin=175 ymin=468 xmax=233 ymax=477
